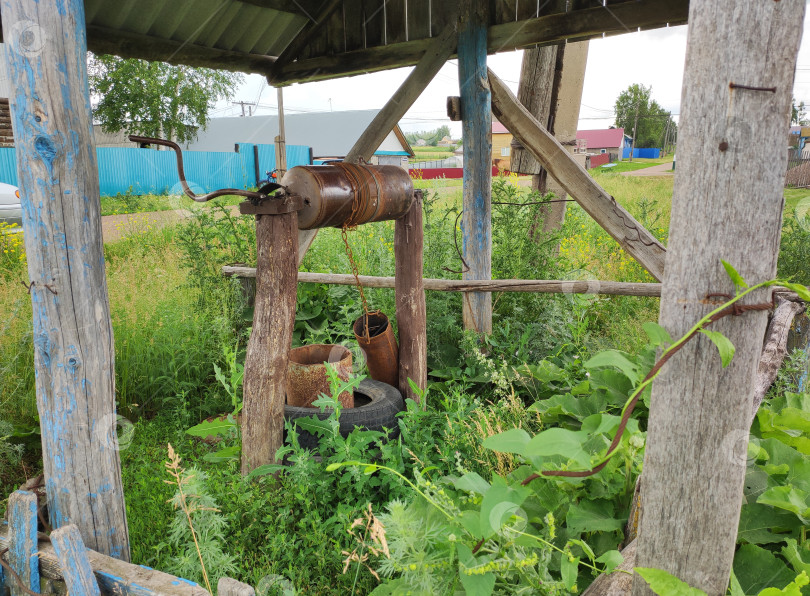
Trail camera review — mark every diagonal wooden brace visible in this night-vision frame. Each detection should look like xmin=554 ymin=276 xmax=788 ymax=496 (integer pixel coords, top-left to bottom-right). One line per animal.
xmin=487 ymin=68 xmax=667 ymax=281
xmin=297 ymin=22 xmax=459 ymax=267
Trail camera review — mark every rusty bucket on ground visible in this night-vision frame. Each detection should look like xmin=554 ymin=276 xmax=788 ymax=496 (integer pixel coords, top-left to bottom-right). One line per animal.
xmin=287 ymin=344 xmax=354 ymax=408
xmin=353 ymin=312 xmax=399 ymax=387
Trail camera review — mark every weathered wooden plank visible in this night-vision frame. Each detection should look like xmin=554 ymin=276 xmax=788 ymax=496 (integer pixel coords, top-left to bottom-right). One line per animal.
xmin=511 ymin=43 xmax=560 ymax=175
xmin=272 ymin=0 xmax=688 ymax=85
xmin=406 ymin=0 xmax=431 ymax=41
xmin=488 ymin=68 xmax=667 ymax=280
xmin=633 ymin=1 xmax=806 ymax=594
xmin=459 ymin=0 xmax=493 ymax=335
xmin=298 ymin=24 xmax=457 ymax=265
xmin=346 ymin=23 xmax=457 ymax=163
xmin=385 ymin=0 xmax=407 ymax=44
xmin=86 ymin=25 xmax=278 ymax=75
xmin=325 ymin=6 xmax=346 ymax=54
xmin=344 ymin=0 xmax=365 ymax=51
xmin=1 ymin=0 xmax=130 ymax=560
xmin=268 ymin=0 xmax=342 ymax=77
xmin=537 ymin=39 xmax=589 ymax=239
xmin=51 ymin=526 xmax=101 ymax=596
xmin=395 ymin=192 xmax=427 ymax=402
xmin=242 ymin=211 xmax=299 ymax=474
xmin=516 ymin=0 xmax=538 ymax=21
xmin=8 ymin=491 xmax=39 ymax=596
xmin=0 ymin=527 xmax=209 ymax=596
xmin=752 ymin=296 xmax=806 ymax=419
xmin=222 ymin=267 xmax=664 ymax=297
xmin=217 ymin=577 xmax=255 ymax=596
xmin=363 ymin=0 xmax=385 ymax=47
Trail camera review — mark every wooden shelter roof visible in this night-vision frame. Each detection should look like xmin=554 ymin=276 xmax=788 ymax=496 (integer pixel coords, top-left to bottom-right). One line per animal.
xmin=1 ymin=0 xmax=688 ymax=85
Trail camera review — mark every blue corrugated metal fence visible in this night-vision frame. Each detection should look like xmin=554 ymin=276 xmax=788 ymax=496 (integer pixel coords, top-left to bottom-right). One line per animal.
xmin=622 ymin=147 xmax=661 ymax=159
xmin=0 ymin=143 xmax=311 ymax=196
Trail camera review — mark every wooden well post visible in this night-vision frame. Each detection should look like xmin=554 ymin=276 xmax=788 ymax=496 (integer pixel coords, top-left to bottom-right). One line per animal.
xmin=395 ymin=191 xmax=427 ymax=403
xmin=241 ymin=209 xmax=299 ymax=474
xmin=1 ymin=0 xmax=130 ymax=559
xmin=633 ymin=1 xmax=805 ymax=593
xmin=458 ymin=0 xmax=493 ymax=335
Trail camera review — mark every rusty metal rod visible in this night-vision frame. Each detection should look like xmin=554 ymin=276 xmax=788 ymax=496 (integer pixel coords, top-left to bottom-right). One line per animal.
xmin=128 ymin=135 xmax=274 ymax=203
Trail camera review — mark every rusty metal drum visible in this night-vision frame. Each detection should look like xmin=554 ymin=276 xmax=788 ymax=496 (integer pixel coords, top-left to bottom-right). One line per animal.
xmin=280 ymin=163 xmax=414 ymax=230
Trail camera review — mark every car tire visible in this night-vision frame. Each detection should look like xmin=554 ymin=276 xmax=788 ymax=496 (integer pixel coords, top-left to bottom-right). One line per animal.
xmin=284 ymin=379 xmax=405 ymax=450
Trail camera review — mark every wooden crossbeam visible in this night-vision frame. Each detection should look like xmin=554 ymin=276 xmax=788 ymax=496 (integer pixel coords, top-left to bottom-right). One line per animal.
xmin=271 ymin=0 xmax=689 ymax=85
xmin=0 ymin=526 xmax=209 ymax=595
xmin=86 ymin=26 xmax=279 ymax=74
xmin=487 ymin=68 xmax=667 ymax=281
xmin=222 ymin=267 xmax=664 ymax=297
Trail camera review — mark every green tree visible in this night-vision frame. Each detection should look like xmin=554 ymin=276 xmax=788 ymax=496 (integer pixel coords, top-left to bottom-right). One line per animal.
xmin=405 ymin=125 xmax=451 ymax=146
xmin=88 ymin=54 xmax=243 ymax=144
xmin=614 ymin=84 xmax=676 ymax=149
xmin=792 ymin=97 xmax=808 ymax=126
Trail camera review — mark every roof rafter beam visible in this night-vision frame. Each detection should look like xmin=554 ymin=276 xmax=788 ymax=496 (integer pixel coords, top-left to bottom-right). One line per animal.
xmin=270 ymin=0 xmax=688 ymax=85
xmin=86 ymin=24 xmax=277 ymax=74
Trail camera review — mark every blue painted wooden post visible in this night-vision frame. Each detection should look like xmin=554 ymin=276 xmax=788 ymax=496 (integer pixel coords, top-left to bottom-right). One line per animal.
xmin=458 ymin=0 xmax=493 ymax=334
xmin=8 ymin=491 xmax=39 ymax=596
xmin=51 ymin=525 xmax=101 ymax=596
xmin=0 ymin=0 xmax=130 ymax=559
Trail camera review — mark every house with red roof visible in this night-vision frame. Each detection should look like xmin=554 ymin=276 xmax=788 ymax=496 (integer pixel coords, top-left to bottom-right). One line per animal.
xmin=575 ymin=128 xmax=632 ymax=159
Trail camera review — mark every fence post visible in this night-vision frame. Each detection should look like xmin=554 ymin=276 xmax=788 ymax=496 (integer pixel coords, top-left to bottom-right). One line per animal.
xmin=0 ymin=0 xmax=130 ymax=559
xmin=51 ymin=525 xmax=101 ymax=596
xmin=458 ymin=0 xmax=493 ymax=335
xmin=8 ymin=491 xmax=39 ymax=596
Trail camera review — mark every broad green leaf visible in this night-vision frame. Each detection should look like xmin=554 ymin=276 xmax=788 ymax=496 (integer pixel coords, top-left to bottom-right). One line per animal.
xmin=585 ymin=350 xmax=641 ymax=384
xmin=561 ymin=556 xmax=579 ymax=591
xmin=779 ymin=282 xmax=810 ymax=302
xmin=479 ymin=484 xmax=529 ymax=537
xmin=457 ymin=544 xmax=495 ymax=596
xmin=596 ymin=550 xmax=624 ymax=574
xmin=738 ymin=504 xmax=802 ymax=545
xmin=729 ymin=571 xmax=745 ymax=596
xmin=482 ymin=428 xmax=531 ymax=454
xmin=246 ymin=463 xmax=285 ymax=479
xmin=292 ymin=416 xmax=333 ymax=437
xmin=202 ymin=444 xmax=239 ymax=463
xmin=569 ymin=538 xmax=595 ymax=562
xmin=734 ymin=544 xmax=796 ymax=595
xmin=757 ymin=572 xmax=809 ymax=596
xmin=454 ymin=472 xmax=491 ymax=495
xmin=566 ymin=499 xmax=625 ymax=533
xmin=643 ymin=322 xmax=673 ymax=347
xmin=782 ymin=539 xmax=810 ymax=575
xmin=457 ymin=510 xmax=483 ymax=538
xmin=699 ymin=329 xmax=735 ymax=367
xmin=580 ymin=413 xmax=624 ymax=435
xmin=186 ymin=417 xmax=236 ymax=438
xmin=634 ymin=568 xmax=707 ymax=596
xmin=722 ymin=260 xmax=748 ymax=291
xmin=757 ymin=486 xmax=810 ymax=523
xmin=459 ymin=568 xmax=495 ymax=596
xmin=522 ymin=428 xmax=592 ymax=469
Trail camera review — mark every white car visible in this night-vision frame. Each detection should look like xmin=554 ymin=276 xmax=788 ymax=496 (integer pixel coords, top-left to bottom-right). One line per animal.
xmin=0 ymin=182 xmax=21 ymax=227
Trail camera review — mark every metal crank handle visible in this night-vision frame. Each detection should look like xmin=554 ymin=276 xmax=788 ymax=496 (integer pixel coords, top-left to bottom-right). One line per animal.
xmin=127 ymin=135 xmax=283 ymax=203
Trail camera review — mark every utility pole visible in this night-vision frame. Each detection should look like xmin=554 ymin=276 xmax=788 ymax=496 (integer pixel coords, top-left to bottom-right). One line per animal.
xmin=233 ymin=100 xmax=250 ymax=116
xmin=661 ymin=113 xmax=671 ymax=157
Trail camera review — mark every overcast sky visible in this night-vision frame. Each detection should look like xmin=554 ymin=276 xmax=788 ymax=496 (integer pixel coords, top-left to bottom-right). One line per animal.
xmin=218 ymin=5 xmax=810 ymax=138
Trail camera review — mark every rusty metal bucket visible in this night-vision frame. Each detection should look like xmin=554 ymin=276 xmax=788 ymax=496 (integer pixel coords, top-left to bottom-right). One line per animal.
xmin=287 ymin=344 xmax=354 ymax=408
xmin=354 ymin=312 xmax=399 ymax=387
